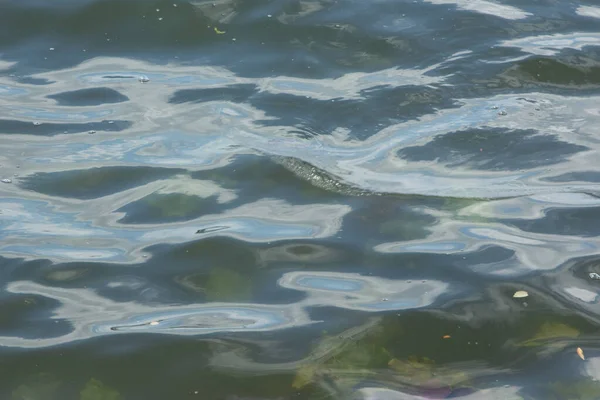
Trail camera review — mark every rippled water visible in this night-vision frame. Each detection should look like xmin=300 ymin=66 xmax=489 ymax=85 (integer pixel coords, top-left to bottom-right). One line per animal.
xmin=2 ymin=0 xmax=600 ymax=399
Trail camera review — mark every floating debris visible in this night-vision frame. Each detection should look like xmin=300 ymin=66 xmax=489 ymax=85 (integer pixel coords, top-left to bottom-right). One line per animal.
xmin=139 ymin=75 xmax=150 ymax=83
xmin=498 ymin=110 xmax=507 ymax=116
xmin=1 ymin=178 xmax=12 ymax=183
xmin=49 ymin=47 xmax=55 ymax=51
xmin=513 ymin=290 xmax=529 ymax=298
xmin=150 ymin=321 xmax=159 ymax=326
xmin=33 ymin=121 xmax=41 ymax=126
xmin=577 ymin=347 xmax=585 ymax=360
xmin=589 ymin=272 xmax=600 ymax=280
xmin=88 ymin=130 xmax=96 ymax=134
xmin=214 ymin=27 xmax=226 ymax=34
xmin=442 ymin=335 xmax=451 ymax=339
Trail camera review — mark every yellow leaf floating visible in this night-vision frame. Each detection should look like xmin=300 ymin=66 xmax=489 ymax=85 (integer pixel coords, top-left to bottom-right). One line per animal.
xmin=214 ymin=27 xmax=226 ymax=34
xmin=577 ymin=347 xmax=585 ymax=360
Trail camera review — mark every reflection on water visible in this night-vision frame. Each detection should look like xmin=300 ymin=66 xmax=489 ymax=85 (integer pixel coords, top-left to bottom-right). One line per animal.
xmin=1 ymin=0 xmax=600 ymax=399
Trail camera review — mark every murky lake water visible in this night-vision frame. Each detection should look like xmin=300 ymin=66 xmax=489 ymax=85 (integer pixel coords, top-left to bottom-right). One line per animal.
xmin=2 ymin=0 xmax=600 ymax=399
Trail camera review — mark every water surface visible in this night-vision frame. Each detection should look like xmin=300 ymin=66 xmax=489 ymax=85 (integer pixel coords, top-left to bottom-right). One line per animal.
xmin=1 ymin=0 xmax=600 ymax=399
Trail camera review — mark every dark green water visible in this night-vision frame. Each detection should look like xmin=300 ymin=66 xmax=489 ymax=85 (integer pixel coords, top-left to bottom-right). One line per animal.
xmin=1 ymin=0 xmax=600 ymax=399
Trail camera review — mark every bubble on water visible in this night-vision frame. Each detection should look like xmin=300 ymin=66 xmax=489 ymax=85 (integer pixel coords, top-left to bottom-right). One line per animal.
xmin=267 ymin=14 xmax=272 ymax=17
xmin=498 ymin=110 xmax=507 ymax=116
xmin=139 ymin=75 xmax=150 ymax=83
xmin=2 ymin=178 xmax=12 ymax=184
xmin=158 ymin=17 xmax=163 ymax=21
xmin=33 ymin=121 xmax=41 ymax=126
xmin=173 ymin=4 xmax=177 ymax=7
xmin=156 ymin=8 xmax=160 ymax=12
xmin=49 ymin=47 xmax=55 ymax=51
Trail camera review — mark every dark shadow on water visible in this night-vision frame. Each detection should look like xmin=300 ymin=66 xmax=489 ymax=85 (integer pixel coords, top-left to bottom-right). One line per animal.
xmin=0 ymin=119 xmax=131 ymax=136
xmin=169 ymin=84 xmax=258 ymax=105
xmin=20 ymin=166 xmax=185 ymax=199
xmin=505 ymin=56 xmax=600 ymax=87
xmin=249 ymin=86 xmax=454 ymax=141
xmin=117 ymin=193 xmax=222 ymax=224
xmin=544 ymin=171 xmax=600 ymax=183
xmin=47 ymin=87 xmax=129 ymax=107
xmin=502 ymin=206 xmax=600 ymax=238
xmin=397 ymin=128 xmax=588 ymax=171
